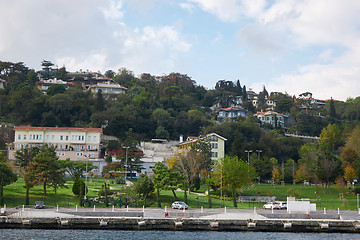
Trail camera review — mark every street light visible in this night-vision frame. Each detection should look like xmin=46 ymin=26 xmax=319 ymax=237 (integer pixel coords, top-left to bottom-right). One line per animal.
xmin=245 ymin=150 xmax=252 ymax=167
xmin=256 ymin=150 xmax=262 ymax=184
xmin=123 ymin=146 xmax=129 ymax=182
xmin=220 ymin=158 xmax=223 ymax=208
xmin=245 ymin=150 xmax=252 ymax=190
xmin=84 ymin=155 xmax=89 ymax=200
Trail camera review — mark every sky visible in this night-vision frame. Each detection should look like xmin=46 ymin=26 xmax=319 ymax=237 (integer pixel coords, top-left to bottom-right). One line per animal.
xmin=1 ymin=0 xmax=360 ymax=101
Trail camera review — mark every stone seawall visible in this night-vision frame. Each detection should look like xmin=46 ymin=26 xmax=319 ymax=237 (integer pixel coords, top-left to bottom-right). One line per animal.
xmin=1 ymin=216 xmax=360 ymax=233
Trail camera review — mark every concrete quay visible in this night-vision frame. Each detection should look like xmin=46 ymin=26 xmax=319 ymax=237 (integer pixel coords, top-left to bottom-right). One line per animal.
xmin=1 ymin=207 xmax=360 ymax=233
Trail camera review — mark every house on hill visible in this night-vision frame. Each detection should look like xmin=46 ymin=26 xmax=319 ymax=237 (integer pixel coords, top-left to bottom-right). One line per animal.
xmin=255 ymin=110 xmax=286 ymax=128
xmin=216 ymin=106 xmax=247 ymax=120
xmin=177 ymin=133 xmax=227 ymax=161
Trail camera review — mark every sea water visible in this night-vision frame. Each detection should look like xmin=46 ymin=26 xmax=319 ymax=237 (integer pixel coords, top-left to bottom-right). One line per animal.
xmin=0 ymin=229 xmax=357 ymax=240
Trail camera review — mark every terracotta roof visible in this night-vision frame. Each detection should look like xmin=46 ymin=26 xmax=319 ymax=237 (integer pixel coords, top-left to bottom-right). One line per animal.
xmin=179 ymin=132 xmax=227 ymax=146
xmin=14 ymin=126 xmax=102 ymax=132
xmin=218 ymin=106 xmax=245 ymax=111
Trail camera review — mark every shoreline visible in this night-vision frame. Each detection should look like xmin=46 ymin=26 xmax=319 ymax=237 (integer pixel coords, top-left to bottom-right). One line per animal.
xmin=1 ymin=208 xmax=360 ymax=233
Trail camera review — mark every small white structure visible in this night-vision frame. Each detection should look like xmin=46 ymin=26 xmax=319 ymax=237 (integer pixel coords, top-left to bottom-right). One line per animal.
xmin=287 ymin=197 xmax=316 ymax=213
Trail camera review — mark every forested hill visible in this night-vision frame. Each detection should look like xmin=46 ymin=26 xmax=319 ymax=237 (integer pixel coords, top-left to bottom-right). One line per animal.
xmin=1 ymin=60 xmax=360 ymax=146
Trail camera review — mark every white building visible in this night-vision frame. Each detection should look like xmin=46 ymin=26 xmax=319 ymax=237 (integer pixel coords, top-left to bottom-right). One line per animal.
xmin=88 ymin=82 xmax=127 ymax=95
xmin=138 ymin=139 xmax=179 ymax=176
xmin=255 ymin=110 xmax=285 ymax=128
xmin=8 ymin=126 xmax=102 ymax=161
xmin=35 ymin=78 xmax=73 ymax=94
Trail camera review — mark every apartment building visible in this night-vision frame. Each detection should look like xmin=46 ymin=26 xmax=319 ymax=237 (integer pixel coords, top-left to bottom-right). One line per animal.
xmin=177 ymin=133 xmax=227 ymax=161
xmin=8 ymin=126 xmax=102 ymax=161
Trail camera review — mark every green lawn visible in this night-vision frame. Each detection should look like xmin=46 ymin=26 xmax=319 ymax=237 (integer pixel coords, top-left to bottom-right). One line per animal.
xmin=2 ymin=178 xmax=359 ymax=210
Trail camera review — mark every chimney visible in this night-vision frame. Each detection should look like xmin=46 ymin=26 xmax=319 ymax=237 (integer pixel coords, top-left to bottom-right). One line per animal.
xmin=179 ymin=135 xmax=183 ymax=143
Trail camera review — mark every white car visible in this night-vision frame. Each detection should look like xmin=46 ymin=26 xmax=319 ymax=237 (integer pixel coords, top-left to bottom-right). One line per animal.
xmin=172 ymin=201 xmax=188 ymax=210
xmin=263 ymin=202 xmax=280 ymax=210
xmin=277 ymin=202 xmax=287 ymax=209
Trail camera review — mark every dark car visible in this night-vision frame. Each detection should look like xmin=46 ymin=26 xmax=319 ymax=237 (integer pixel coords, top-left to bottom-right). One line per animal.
xmin=34 ymin=201 xmax=45 ymax=209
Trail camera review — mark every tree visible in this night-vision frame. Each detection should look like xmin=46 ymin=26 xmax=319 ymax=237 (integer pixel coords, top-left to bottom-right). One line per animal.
xmin=272 ymin=168 xmax=281 ymax=184
xmin=329 ymin=98 xmax=336 ymax=118
xmin=14 ymin=145 xmax=39 ymax=170
xmin=46 ymin=84 xmax=66 ymax=96
xmin=319 ymin=123 xmax=342 ymax=152
xmin=294 ymin=164 xmax=309 ymax=184
xmin=14 ymin=145 xmax=39 ymax=205
xmin=344 ymin=165 xmax=358 ymax=185
xmin=152 ymin=162 xmax=168 ymax=207
xmin=95 ymin=89 xmax=105 ymax=112
xmin=26 ymin=145 xmax=64 ymax=197
xmin=134 ymin=174 xmax=154 ymax=203
xmin=59 ymin=159 xmax=97 ymax=181
xmin=0 ymin=162 xmax=18 ymax=206
xmin=213 ymin=156 xmax=256 ymax=207
xmin=105 ymin=70 xmax=116 ymax=78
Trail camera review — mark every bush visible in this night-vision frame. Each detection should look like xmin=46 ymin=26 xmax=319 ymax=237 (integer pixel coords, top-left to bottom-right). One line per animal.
xmin=354 ymin=187 xmax=360 ymax=195
xmin=72 ymin=180 xmax=87 ymax=196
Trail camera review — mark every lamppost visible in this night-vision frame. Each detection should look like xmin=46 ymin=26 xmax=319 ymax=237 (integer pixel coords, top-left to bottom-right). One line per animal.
xmin=84 ymin=156 xmax=89 ymax=200
xmin=256 ymin=150 xmax=262 ymax=184
xmin=245 ymin=150 xmax=252 ymax=168
xmin=245 ymin=150 xmax=252 ymax=189
xmin=123 ymin=146 xmax=129 ymax=182
xmin=220 ymin=158 xmax=223 ymax=208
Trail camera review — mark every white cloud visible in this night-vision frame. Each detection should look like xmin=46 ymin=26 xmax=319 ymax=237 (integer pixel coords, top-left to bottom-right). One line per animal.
xmin=102 ymin=0 xmax=124 ymax=20
xmin=211 ymin=32 xmax=223 ymax=45
xmin=0 ymin=0 xmax=191 ymax=76
xmin=188 ymin=0 xmax=242 ymax=22
xmin=179 ymin=2 xmax=195 ymax=12
xmin=238 ymin=23 xmax=285 ymax=58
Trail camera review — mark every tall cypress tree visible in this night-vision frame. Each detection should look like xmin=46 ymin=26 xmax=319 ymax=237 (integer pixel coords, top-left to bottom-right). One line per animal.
xmin=329 ymin=98 xmax=336 ymax=118
xmin=236 ymin=80 xmax=242 ymax=96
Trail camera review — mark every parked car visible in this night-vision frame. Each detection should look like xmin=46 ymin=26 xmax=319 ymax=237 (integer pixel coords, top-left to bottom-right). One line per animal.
xmin=263 ymin=202 xmax=280 ymax=210
xmin=172 ymin=201 xmax=188 ymax=210
xmin=277 ymin=202 xmax=287 ymax=209
xmin=34 ymin=201 xmax=45 ymax=209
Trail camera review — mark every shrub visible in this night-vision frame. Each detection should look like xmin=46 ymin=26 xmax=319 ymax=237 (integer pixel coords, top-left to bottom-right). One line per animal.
xmin=72 ymin=180 xmax=87 ymax=196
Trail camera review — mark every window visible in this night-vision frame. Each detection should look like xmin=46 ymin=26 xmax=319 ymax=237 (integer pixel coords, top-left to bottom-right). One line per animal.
xmin=17 ymin=144 xmax=21 ymax=149
xmin=88 ymin=136 xmax=91 ymax=142
xmin=24 ymin=135 xmax=27 ymax=140
xmin=39 ymin=135 xmax=42 ymax=140
xmin=72 ymin=136 xmax=74 ymax=141
xmin=93 ymin=136 xmax=97 ymax=142
xmin=60 ymin=136 xmax=63 ymax=141
xmin=66 ymin=136 xmax=69 ymax=141
xmin=93 ymin=145 xmax=97 ymax=150
xmin=46 ymin=135 xmax=49 ymax=140
xmin=87 ymin=145 xmax=91 ymax=150
xmin=52 ymin=135 xmax=55 ymax=140
xmin=18 ymin=135 xmax=21 ymax=140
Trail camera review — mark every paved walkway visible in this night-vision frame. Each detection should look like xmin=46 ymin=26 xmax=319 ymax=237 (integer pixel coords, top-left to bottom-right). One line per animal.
xmin=4 ymin=207 xmax=360 ymax=221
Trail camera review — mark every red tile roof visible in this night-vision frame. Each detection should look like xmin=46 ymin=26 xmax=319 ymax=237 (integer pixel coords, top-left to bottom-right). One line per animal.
xmin=15 ymin=126 xmax=102 ymax=132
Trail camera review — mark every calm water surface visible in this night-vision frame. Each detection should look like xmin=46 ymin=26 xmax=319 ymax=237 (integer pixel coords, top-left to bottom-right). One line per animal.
xmin=0 ymin=229 xmax=358 ymax=240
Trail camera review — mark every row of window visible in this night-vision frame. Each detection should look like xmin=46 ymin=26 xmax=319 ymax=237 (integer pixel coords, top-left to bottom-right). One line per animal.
xmin=58 ymin=152 xmax=95 ymax=157
xmin=209 ymin=136 xmax=218 ymax=142
xmin=211 ymin=152 xmax=218 ymax=158
xmin=17 ymin=144 xmax=98 ymax=151
xmin=17 ymin=134 xmax=98 ymax=142
xmin=210 ymin=143 xmax=218 ymax=149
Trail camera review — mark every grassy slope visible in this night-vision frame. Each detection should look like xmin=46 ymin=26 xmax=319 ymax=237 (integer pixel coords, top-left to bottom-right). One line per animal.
xmin=2 ymin=179 xmax=358 ymax=210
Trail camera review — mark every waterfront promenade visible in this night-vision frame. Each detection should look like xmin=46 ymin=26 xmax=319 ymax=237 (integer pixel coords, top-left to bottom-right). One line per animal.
xmin=1 ymin=207 xmax=360 ymax=232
